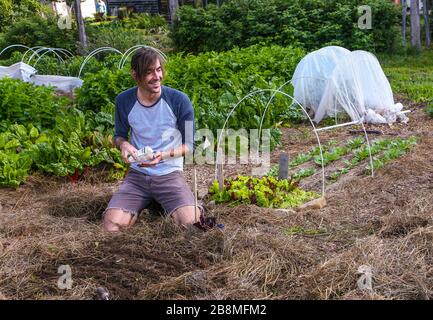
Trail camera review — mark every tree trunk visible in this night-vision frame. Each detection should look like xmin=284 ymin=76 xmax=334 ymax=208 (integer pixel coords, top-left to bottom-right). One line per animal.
xmin=202 ymin=0 xmax=208 ymax=8
xmin=74 ymin=0 xmax=88 ymax=53
xmin=169 ymin=0 xmax=179 ymax=24
xmin=422 ymin=0 xmax=431 ymax=46
xmin=216 ymin=0 xmax=221 ymax=6
xmin=410 ymin=0 xmax=421 ymax=51
xmin=402 ymin=0 xmax=407 ymax=45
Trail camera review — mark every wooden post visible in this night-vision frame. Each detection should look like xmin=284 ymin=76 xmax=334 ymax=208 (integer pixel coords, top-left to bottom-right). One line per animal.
xmin=193 ymin=167 xmax=198 ymax=222
xmin=217 ymin=147 xmax=224 ymax=190
xmin=278 ymin=153 xmax=289 ymax=180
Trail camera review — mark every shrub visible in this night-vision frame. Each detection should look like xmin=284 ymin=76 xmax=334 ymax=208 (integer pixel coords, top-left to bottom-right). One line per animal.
xmin=0 ymin=0 xmax=43 ymax=32
xmin=0 ymin=9 xmax=78 ymax=55
xmin=86 ymin=16 xmax=172 ymax=53
xmin=171 ymin=0 xmax=400 ymax=54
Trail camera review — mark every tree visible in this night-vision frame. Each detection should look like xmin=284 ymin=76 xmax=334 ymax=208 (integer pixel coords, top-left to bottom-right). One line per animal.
xmin=169 ymin=0 xmax=179 ymax=24
xmin=422 ymin=0 xmax=431 ymax=46
xmin=73 ymin=0 xmax=88 ymax=52
xmin=410 ymin=0 xmax=421 ymax=51
xmin=62 ymin=0 xmax=87 ymax=53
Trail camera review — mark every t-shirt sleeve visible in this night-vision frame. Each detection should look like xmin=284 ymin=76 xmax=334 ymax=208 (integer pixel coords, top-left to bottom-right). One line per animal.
xmin=177 ymin=94 xmax=195 ymax=152
xmin=113 ymin=95 xmax=130 ymax=140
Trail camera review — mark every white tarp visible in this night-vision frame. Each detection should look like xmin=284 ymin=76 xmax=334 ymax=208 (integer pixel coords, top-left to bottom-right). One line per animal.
xmin=291 ymin=46 xmax=408 ymax=124
xmin=0 ymin=62 xmax=36 ymax=82
xmin=0 ymin=62 xmax=82 ymax=93
xmin=29 ymin=75 xmax=83 ymax=93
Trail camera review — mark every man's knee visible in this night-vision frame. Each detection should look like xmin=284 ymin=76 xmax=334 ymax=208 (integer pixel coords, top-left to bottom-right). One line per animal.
xmin=171 ymin=206 xmax=201 ymax=227
xmin=103 ymin=208 xmax=137 ymax=232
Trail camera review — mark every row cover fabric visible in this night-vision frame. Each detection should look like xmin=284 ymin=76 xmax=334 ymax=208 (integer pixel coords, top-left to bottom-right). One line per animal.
xmin=291 ymin=46 xmax=408 ymax=124
xmin=0 ymin=62 xmax=36 ymax=82
xmin=0 ymin=62 xmax=82 ymax=93
xmin=30 ymin=75 xmax=83 ymax=93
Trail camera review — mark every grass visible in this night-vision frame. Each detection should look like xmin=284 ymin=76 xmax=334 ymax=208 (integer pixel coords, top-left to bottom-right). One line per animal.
xmin=379 ymin=49 xmax=433 ymax=103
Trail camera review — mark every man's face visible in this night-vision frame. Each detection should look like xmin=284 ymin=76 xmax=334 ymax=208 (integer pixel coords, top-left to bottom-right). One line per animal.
xmin=135 ymin=59 xmax=163 ymax=94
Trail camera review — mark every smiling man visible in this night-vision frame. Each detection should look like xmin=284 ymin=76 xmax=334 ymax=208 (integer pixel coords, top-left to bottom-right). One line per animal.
xmin=103 ymin=47 xmax=200 ymax=232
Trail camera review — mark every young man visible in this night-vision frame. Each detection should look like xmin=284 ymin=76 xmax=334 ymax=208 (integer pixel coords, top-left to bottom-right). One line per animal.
xmin=103 ymin=47 xmax=200 ymax=232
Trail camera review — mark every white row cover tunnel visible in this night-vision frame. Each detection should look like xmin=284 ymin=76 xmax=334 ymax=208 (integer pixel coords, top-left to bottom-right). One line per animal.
xmin=291 ymin=46 xmax=408 ymax=124
xmin=0 ymin=62 xmax=83 ymax=93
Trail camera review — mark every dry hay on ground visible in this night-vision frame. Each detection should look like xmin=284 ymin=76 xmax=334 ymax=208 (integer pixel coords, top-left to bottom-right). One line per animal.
xmin=301 ymin=229 xmax=433 ymax=300
xmin=1 ymin=108 xmax=433 ymax=300
xmin=44 ymin=183 xmax=114 ymax=221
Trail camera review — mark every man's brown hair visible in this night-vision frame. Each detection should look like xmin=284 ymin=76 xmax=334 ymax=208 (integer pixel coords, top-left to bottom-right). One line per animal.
xmin=131 ymin=47 xmax=165 ymax=81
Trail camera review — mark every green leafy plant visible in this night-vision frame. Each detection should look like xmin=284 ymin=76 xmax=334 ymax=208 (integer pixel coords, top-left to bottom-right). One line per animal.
xmin=365 ymin=136 xmax=417 ymax=174
xmin=293 ymin=167 xmax=316 ymax=180
xmin=314 ymin=146 xmax=348 ymax=166
xmin=0 ymin=107 xmax=126 ymax=187
xmin=209 ymin=175 xmax=318 ymax=208
xmin=0 ymin=78 xmax=70 ymax=130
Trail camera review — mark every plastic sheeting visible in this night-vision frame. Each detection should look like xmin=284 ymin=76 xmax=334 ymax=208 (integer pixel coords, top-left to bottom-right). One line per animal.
xmin=29 ymin=75 xmax=83 ymax=93
xmin=0 ymin=62 xmax=82 ymax=93
xmin=0 ymin=62 xmax=36 ymax=82
xmin=291 ymin=46 xmax=408 ymax=124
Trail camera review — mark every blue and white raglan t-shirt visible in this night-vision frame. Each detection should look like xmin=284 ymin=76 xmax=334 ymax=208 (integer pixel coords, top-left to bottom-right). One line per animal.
xmin=113 ymin=85 xmax=195 ymax=176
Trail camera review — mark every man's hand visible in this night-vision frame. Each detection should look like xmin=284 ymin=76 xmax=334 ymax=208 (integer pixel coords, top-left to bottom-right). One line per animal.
xmin=137 ymin=151 xmax=162 ymax=167
xmin=119 ymin=141 xmax=138 ymax=163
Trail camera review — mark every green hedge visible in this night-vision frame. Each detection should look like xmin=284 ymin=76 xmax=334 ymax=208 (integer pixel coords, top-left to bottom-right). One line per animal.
xmin=171 ymin=0 xmax=400 ymax=54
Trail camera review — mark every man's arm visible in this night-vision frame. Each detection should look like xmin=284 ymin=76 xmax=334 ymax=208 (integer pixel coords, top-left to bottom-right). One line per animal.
xmin=161 ymin=144 xmax=191 ymax=160
xmin=113 ymin=94 xmax=136 ymax=162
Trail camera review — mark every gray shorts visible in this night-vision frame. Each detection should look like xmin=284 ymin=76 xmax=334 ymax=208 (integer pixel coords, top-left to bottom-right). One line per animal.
xmin=106 ymin=169 xmax=196 ymax=216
